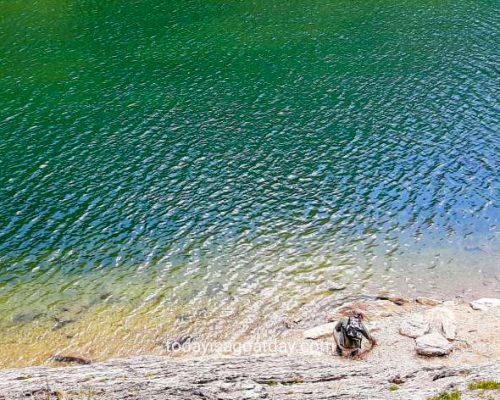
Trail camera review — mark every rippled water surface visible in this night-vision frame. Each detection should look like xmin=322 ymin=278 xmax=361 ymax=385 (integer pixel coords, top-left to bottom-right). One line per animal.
xmin=0 ymin=0 xmax=499 ymax=367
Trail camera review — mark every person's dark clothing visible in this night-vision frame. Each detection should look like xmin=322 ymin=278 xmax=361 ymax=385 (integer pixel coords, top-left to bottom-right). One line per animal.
xmin=334 ymin=317 xmax=373 ymax=349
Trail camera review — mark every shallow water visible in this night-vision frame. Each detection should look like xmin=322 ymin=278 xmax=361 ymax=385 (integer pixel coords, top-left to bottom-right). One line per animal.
xmin=0 ymin=0 xmax=499 ymax=367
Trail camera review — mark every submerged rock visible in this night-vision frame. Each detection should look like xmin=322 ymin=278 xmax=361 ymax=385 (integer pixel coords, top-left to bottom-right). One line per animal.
xmin=303 ymin=322 xmax=336 ymax=339
xmin=52 ymin=318 xmax=76 ymax=331
xmin=12 ymin=312 xmax=45 ymax=324
xmin=415 ymin=333 xmax=453 ymax=356
xmin=49 ymin=354 xmax=92 ymax=365
xmin=399 ymin=314 xmax=430 ymax=338
xmin=470 ymin=298 xmax=500 ymax=311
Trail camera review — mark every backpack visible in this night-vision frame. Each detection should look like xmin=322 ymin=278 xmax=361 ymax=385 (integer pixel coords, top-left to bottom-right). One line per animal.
xmin=343 ymin=317 xmax=363 ymax=340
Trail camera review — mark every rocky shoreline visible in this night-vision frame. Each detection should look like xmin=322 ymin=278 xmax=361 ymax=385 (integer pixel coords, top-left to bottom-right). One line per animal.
xmin=0 ymin=296 xmax=499 ymax=399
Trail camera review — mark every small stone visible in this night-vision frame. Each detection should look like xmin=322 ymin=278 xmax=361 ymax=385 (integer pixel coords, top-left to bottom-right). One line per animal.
xmin=283 ymin=317 xmax=302 ymax=329
xmin=376 ymin=296 xmax=408 ymax=306
xmin=416 ymin=297 xmax=443 ymax=306
xmin=399 ymin=314 xmax=430 ymax=338
xmin=389 ymin=375 xmax=406 ymax=384
xmin=303 ymin=322 xmax=336 ymax=339
xmin=470 ymin=298 xmax=500 ymax=311
xmin=415 ymin=333 xmax=453 ymax=356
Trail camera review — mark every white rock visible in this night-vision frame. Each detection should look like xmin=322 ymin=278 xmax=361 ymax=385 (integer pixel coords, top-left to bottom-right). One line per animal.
xmin=424 ymin=307 xmax=457 ymax=340
xmin=399 ymin=314 xmax=430 ymax=338
xmin=441 ymin=318 xmax=457 ymax=341
xmin=470 ymin=298 xmax=500 ymax=311
xmin=303 ymin=322 xmax=336 ymax=339
xmin=415 ymin=333 xmax=453 ymax=356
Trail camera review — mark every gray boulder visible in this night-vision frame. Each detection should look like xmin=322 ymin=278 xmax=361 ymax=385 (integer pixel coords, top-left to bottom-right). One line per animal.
xmin=415 ymin=333 xmax=453 ymax=356
xmin=399 ymin=314 xmax=430 ymax=338
xmin=441 ymin=318 xmax=457 ymax=341
xmin=424 ymin=307 xmax=457 ymax=341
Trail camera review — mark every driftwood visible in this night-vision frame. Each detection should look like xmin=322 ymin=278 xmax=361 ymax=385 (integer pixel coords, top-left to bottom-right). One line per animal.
xmin=0 ymin=355 xmax=498 ymax=400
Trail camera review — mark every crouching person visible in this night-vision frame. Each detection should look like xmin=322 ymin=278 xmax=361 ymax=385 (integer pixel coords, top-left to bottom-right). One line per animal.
xmin=333 ymin=310 xmax=377 ymax=357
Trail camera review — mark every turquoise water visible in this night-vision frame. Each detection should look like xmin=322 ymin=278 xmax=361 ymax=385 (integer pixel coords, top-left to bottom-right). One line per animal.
xmin=0 ymin=0 xmax=499 ymax=366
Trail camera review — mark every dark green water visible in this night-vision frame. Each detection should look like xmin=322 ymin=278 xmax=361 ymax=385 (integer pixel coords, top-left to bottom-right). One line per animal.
xmin=0 ymin=0 xmax=499 ymax=366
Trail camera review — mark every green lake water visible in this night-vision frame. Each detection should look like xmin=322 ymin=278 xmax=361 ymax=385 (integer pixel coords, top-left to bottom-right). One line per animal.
xmin=0 ymin=0 xmax=499 ymax=367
